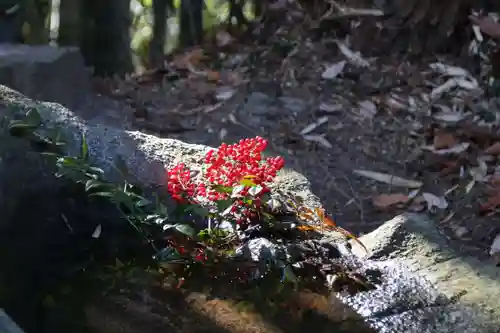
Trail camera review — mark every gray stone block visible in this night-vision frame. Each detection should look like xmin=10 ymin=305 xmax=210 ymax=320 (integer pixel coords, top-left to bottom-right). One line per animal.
xmin=0 ymin=44 xmax=90 ymax=108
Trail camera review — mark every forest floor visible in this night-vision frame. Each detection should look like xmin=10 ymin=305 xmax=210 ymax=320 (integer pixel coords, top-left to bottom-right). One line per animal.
xmin=84 ymin=18 xmax=500 ymax=262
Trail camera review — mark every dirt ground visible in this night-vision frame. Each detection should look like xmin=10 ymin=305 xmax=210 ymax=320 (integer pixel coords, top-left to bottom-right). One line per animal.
xmin=85 ymin=276 xmax=376 ymax=333
xmin=85 ymin=45 xmax=500 ymax=263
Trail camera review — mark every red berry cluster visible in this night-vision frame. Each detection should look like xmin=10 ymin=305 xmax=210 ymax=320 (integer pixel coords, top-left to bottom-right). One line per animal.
xmin=166 ymin=163 xmax=195 ymax=202
xmin=204 ymin=137 xmax=284 ymax=195
xmin=166 ymin=137 xmax=285 ymax=219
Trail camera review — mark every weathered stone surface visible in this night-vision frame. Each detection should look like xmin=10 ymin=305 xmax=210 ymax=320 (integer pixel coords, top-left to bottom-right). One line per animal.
xmin=0 ymin=84 xmax=322 ymax=211
xmin=346 ymin=213 xmax=500 ymax=333
xmin=0 ymin=44 xmax=90 ymax=108
xmin=0 ymin=309 xmax=24 ymax=333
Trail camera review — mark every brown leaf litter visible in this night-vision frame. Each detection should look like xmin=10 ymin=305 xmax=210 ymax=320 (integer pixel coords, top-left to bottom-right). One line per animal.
xmin=85 ymin=3 xmax=500 ymax=260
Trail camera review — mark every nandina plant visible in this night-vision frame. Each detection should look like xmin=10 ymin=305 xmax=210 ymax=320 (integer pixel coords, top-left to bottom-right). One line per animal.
xmin=167 ymin=136 xmax=285 ymax=227
xmin=163 ymin=137 xmax=285 ymax=276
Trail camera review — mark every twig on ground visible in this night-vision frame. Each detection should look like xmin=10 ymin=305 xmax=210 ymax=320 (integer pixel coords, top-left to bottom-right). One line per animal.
xmin=342 ymin=174 xmax=366 ymax=225
xmin=321 ymin=0 xmax=384 ymax=21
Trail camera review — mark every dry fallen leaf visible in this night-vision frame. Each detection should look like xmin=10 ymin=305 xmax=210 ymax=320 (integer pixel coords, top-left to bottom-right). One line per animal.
xmin=429 ymin=62 xmax=471 ymax=77
xmin=469 ymin=158 xmax=488 ymax=182
xmin=335 ymin=40 xmax=370 ymax=67
xmin=422 ymin=142 xmax=470 ymax=155
xmin=322 ymin=61 xmax=347 ymax=79
xmin=173 ymin=48 xmax=206 ymax=69
xmin=353 ymin=169 xmax=423 ymax=188
xmin=205 ymin=70 xmax=221 ymax=82
xmin=384 ymin=95 xmax=408 ymax=111
xmin=422 ymin=192 xmax=448 ymax=210
xmin=485 ymin=142 xmax=500 ymax=155
xmin=216 ymin=31 xmax=234 ymax=47
xmin=215 ymin=86 xmax=236 ymax=101
xmin=407 ymin=195 xmax=427 ymax=212
xmin=219 ymin=128 xmax=228 ymax=141
xmin=433 ymin=111 xmax=465 ymax=123
xmin=92 ymin=224 xmax=102 ymax=239
xmin=469 ymin=15 xmax=500 ymax=40
xmin=430 ymin=79 xmax=458 ymax=99
xmin=357 ymin=100 xmax=377 ymax=119
xmin=372 ymin=193 xmax=409 ymax=210
xmin=300 ymin=116 xmax=329 ymax=135
xmin=302 ymin=134 xmax=333 ymax=149
xmin=490 ymin=234 xmax=500 ymax=259
xmin=433 ymin=132 xmax=457 ymax=149
xmin=318 ymin=102 xmax=343 ymax=113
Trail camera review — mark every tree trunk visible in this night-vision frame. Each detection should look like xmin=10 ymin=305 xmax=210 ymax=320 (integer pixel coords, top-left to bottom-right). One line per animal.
xmin=148 ymin=0 xmax=170 ymax=68
xmin=22 ymin=0 xmax=50 ymax=44
xmin=80 ymin=0 xmax=133 ymax=77
xmin=179 ymin=0 xmax=203 ymax=48
xmin=58 ymin=0 xmax=80 ymax=46
xmin=377 ymin=0 xmax=477 ymax=55
xmin=254 ymin=0 xmax=263 ymax=18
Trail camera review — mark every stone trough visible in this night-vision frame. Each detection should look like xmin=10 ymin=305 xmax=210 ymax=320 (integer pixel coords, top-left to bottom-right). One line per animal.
xmin=0 ymin=44 xmax=500 ymax=333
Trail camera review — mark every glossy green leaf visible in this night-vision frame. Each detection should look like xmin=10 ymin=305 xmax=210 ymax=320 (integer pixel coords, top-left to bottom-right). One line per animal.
xmin=215 ymin=199 xmax=233 ymax=212
xmin=85 ymin=179 xmax=105 ymax=192
xmin=213 ymin=185 xmax=234 ymax=194
xmin=26 ymin=108 xmax=42 ymax=125
xmin=174 ymin=224 xmax=196 ymax=237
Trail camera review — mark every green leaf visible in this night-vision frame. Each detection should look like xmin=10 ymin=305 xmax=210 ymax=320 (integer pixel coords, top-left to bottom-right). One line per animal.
xmin=40 ymin=152 xmax=59 ymax=158
xmin=162 ymin=223 xmax=176 ymax=230
xmin=115 ymin=258 xmax=125 ymax=268
xmin=80 ymin=133 xmax=89 ymax=161
xmin=135 ymin=198 xmax=151 ymax=207
xmin=86 ymin=166 xmax=104 ymax=178
xmin=212 ymin=185 xmax=233 ymax=194
xmin=215 ymin=199 xmax=233 ymax=212
xmin=185 ymin=205 xmax=210 ymax=217
xmin=146 ymin=214 xmax=168 ymax=225
xmin=85 ymin=179 xmax=105 ymax=192
xmin=88 ymin=192 xmax=115 ymax=198
xmin=155 ymin=200 xmax=168 ymax=216
xmin=282 ymin=264 xmax=299 ymax=284
xmin=198 ymin=229 xmax=210 ymax=239
xmin=174 ymin=224 xmax=195 ymax=237
xmin=8 ymin=120 xmax=35 ymax=137
xmin=8 ymin=120 xmax=34 ymax=130
xmin=58 ymin=156 xmax=80 ymax=167
xmin=25 ymin=108 xmax=42 ymax=127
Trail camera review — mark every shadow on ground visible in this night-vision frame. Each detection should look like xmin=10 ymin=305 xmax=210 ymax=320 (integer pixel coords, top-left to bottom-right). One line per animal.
xmin=0 ymin=180 xmax=375 ymax=333
xmin=86 ymin=272 xmax=376 ymax=333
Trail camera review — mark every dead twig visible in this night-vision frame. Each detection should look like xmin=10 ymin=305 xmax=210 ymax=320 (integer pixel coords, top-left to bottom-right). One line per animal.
xmin=320 ymin=0 xmax=384 ymax=21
